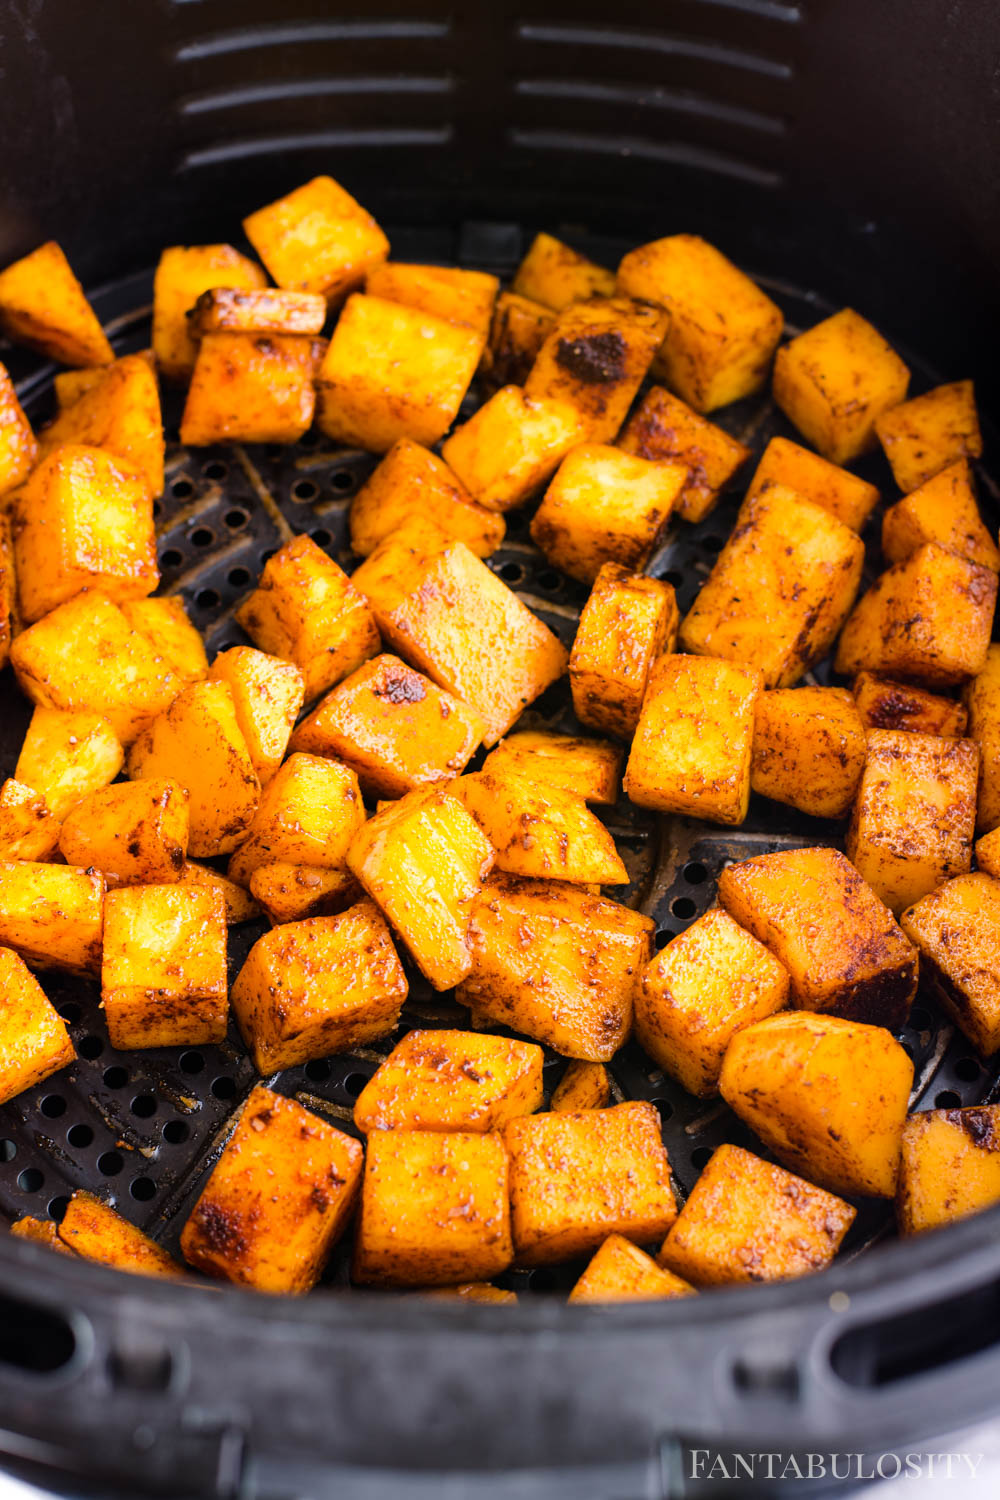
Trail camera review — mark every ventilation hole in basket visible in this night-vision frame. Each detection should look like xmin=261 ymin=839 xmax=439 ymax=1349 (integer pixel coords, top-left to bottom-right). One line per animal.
xmin=331 ymin=469 xmax=355 ymax=492
xmin=196 ymin=588 xmax=221 ymax=610
xmin=499 ymin=562 xmax=524 ymax=585
xmin=655 ymin=928 xmax=676 ymax=950
xmin=98 ymin=1151 xmax=123 ymax=1177
xmin=292 ymin=479 xmax=318 ymax=502
xmin=171 ymin=478 xmax=194 ymax=500
xmin=909 ymin=1007 xmax=932 ymax=1031
xmin=683 ymin=861 xmax=708 ymax=885
xmin=67 ymin=1124 xmax=93 ymax=1150
xmin=47 ymin=1196 xmax=69 ymax=1223
xmin=203 ymin=460 xmax=228 ymax=481
xmin=130 ymin=1177 xmax=156 ymax=1202
xmin=130 ymin=1094 xmax=157 ymax=1119
xmin=17 ymin=1169 xmax=43 ymax=1193
xmin=179 ymin=1051 xmax=204 ymax=1075
xmin=224 ymin=508 xmax=248 ymax=530
xmin=211 ymin=1076 xmax=236 ymax=1101
xmin=341 ymin=1073 xmax=367 ymax=1099
xmin=650 ymin=1097 xmax=674 ymax=1122
xmin=691 ymin=1146 xmax=714 ymax=1170
xmin=311 ymin=528 xmax=332 ymax=548
xmin=528 ymin=1269 xmax=559 ymax=1291
xmin=225 ymin=567 xmax=249 ymax=591
xmin=954 ymin=1057 xmax=982 ymax=1082
xmin=664 ymin=569 xmax=683 ymax=587
xmin=163 ymin=1120 xmax=189 ymax=1145
xmin=78 ymin=1035 xmax=103 ymax=1060
xmin=536 ymin=569 xmax=561 ymax=592
xmin=190 ymin=527 xmax=214 ymax=548
xmin=160 ymin=548 xmax=183 ymax=569
xmin=671 ymin=896 xmax=697 ymax=920
xmin=702 ymin=534 xmax=725 ymax=555
xmin=58 ymin=1002 xmax=81 ymax=1025
xmin=305 ymin=1059 xmax=331 ymax=1083
xmin=39 ymin=1095 xmax=66 ymax=1120
xmin=934 ymin=1090 xmax=962 ymax=1109
xmin=103 ymin=1066 xmax=128 ymax=1090
xmin=0 ymin=1140 xmax=15 ymax=1163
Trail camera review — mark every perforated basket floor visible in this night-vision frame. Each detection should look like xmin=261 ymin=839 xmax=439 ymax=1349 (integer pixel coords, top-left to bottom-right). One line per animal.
xmin=0 ymin=222 xmax=995 ymax=1296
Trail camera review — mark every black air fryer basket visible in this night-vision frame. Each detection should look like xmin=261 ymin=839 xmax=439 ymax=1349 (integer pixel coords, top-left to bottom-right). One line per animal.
xmin=2 ymin=2 xmax=1000 ymax=1496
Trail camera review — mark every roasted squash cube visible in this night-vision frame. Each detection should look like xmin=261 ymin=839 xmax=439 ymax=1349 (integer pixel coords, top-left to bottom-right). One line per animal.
xmin=717 ymin=846 xmax=918 ymax=1028
xmin=59 ymin=1192 xmax=184 ymax=1280
xmin=0 ymin=241 xmax=113 ymax=367
xmin=569 ymin=565 xmax=678 ymax=739
xmin=617 ymin=234 xmax=783 ymax=412
xmin=505 ymin=1102 xmax=676 ymax=1266
xmin=243 ymin=175 xmax=389 ymax=304
xmin=897 ymin=1106 xmax=1000 ymax=1235
xmin=180 ymin=331 xmax=320 ymax=446
xmin=0 ymin=360 xmax=37 ymax=496
xmin=350 ymin=438 xmax=505 ymax=560
xmin=39 ymin=353 xmax=164 ymax=497
xmin=0 ymin=779 xmax=61 ymax=862
xmin=743 ymin=434 xmax=880 ymax=533
xmin=772 ymin=308 xmax=910 ymax=464
xmin=751 ymin=686 xmax=867 ymax=819
xmin=227 ymin=752 xmax=364 ymax=886
xmin=235 ymin=534 xmax=379 ymax=704
xmin=617 ymin=386 xmax=751 ymax=523
xmin=0 ymin=862 xmax=104 ymax=975
xmin=569 ymin=1235 xmax=696 ymax=1303
xmin=179 ymin=859 xmax=262 ymax=925
xmin=353 ymin=1129 xmax=512 ymax=1287
xmin=624 ymin=654 xmax=760 ymax=825
xmin=481 ymin=291 xmax=555 ymax=390
xmin=658 ymin=1145 xmax=855 ymax=1287
xmin=481 ymin=731 xmax=621 ymax=806
xmin=901 ymin=872 xmax=1000 ymax=1056
xmin=512 ymin=233 xmax=616 ymax=310
xmin=720 ymin=1012 xmax=913 ymax=1198
xmin=424 ymin=1282 xmax=518 ymax=1305
xmin=59 ymin=777 xmax=188 ymax=886
xmin=354 ymin=1029 xmax=544 ymax=1134
xmin=0 ymin=947 xmax=75 ymax=1105
xmin=248 ymin=863 xmax=358 ymax=926
xmin=550 ymin=1060 xmax=611 ymax=1112
xmin=636 ymin=908 xmax=789 ymax=1098
xmin=964 ymin=644 xmax=1000 ymax=831
xmin=441 ymin=384 xmax=587 ymax=513
xmin=365 ymin=262 xmax=498 ymax=340
xmin=208 ymin=646 xmax=304 ymax=787
xmin=0 ymin=511 xmax=17 ymax=670
xmin=875 ymin=379 xmax=982 ymax=493
xmin=152 ymin=243 xmax=267 ymax=380
xmin=881 ymin=460 xmax=998 ymax=572
xmin=181 ymin=1084 xmax=363 ymax=1293
xmin=853 ymin=672 xmax=967 ymax=738
xmin=122 ymin=597 xmax=209 ymax=686
xmin=457 ymin=875 xmax=654 ymax=1061
xmin=15 ymin=707 xmax=123 ymax=819
xmin=188 ymin=286 xmax=327 ymax=337
xmin=452 ymin=768 xmax=627 ymax=884
xmin=10 ymin=1216 xmax=73 ymax=1253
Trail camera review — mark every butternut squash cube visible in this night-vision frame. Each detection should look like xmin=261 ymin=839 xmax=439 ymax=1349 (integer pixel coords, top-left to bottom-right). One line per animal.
xmin=846 ymin=730 xmax=978 ymax=912
xmin=346 ymin=786 xmax=494 ymax=991
xmin=102 ymin=883 xmax=227 ymax=1049
xmin=354 ymin=1029 xmax=544 ymax=1134
xmin=243 ymin=175 xmax=389 ymax=304
xmin=234 ymin=534 xmax=379 ymax=704
xmin=0 ymin=947 xmax=75 ymax=1105
xmin=617 ymin=234 xmax=783 ymax=412
xmin=881 ymin=459 xmax=998 ymax=572
xmin=977 ymin=825 xmax=1000 ymax=878
xmin=617 ymin=385 xmax=751 ymax=523
xmin=569 ymin=1235 xmax=696 ymax=1303
xmin=965 ymin=644 xmax=1000 ymax=831
xmin=624 ymin=654 xmax=760 ymax=825
xmin=505 ymin=1102 xmax=676 ymax=1266
xmin=59 ymin=777 xmax=188 ymax=887
xmin=122 ymin=597 xmax=209 ymax=686
xmin=530 ymin=443 xmax=685 ymax=582
xmin=39 ymin=353 xmax=164 ymax=497
xmin=441 ymin=384 xmax=587 ymax=512
xmin=0 ymin=360 xmax=37 ymax=495
xmin=636 ymin=908 xmax=789 ymax=1098
xmin=0 ymin=779 xmax=61 ymax=862
xmin=751 ymin=686 xmax=867 ymax=819
xmin=452 ymin=768 xmax=627 ymax=884
xmin=901 ymin=872 xmax=1000 ymax=1056
xmin=290 ymin=653 xmax=484 ymax=799
xmin=349 ymin=438 xmax=505 ymax=560
xmin=481 ymin=290 xmax=555 ymax=390
xmin=0 ymin=241 xmax=113 ymax=367
xmin=180 ymin=331 xmax=320 ymax=446
xmin=365 ymin=262 xmax=498 ymax=340
xmin=53 ymin=365 xmax=111 ymax=409
xmin=425 ymin=1282 xmax=518 ymax=1304
xmin=181 ymin=1084 xmax=363 ymax=1293
xmin=208 ymin=646 xmax=304 ymax=787
xmin=10 ymin=1216 xmax=73 ymax=1253
xmin=227 ymin=752 xmax=364 ymax=887
xmin=897 ymin=1106 xmax=1000 ymax=1235
xmin=853 ymin=672 xmax=968 ymax=738
xmin=353 ymin=1129 xmax=512 ymax=1287
xmin=875 ymin=379 xmax=982 ymax=493
xmin=15 ymin=707 xmax=123 ymax=820
xmin=0 ymin=512 xmax=17 ymax=670
xmin=743 ymin=434 xmax=880 ymax=533
xmin=550 ymin=1060 xmax=611 ymax=1112
xmin=679 ymin=486 xmax=864 ymax=689
xmin=187 ymin=286 xmax=327 ymax=337
xmin=569 ymin=565 xmax=678 ymax=739
xmin=248 ymin=863 xmax=358 ymax=926
xmin=152 ymin=243 xmax=267 ymax=380
xmin=178 ymin=859 xmax=262 ymax=925
xmin=481 ymin=732 xmax=621 ymax=806
xmin=0 ymin=862 xmax=104 ymax=975
xmin=658 ymin=1144 xmax=855 ymax=1287
xmin=512 ymin=232 xmax=616 ymax=310
xmin=457 ymin=875 xmax=654 ymax=1061
xmin=719 ymin=1012 xmax=914 ymax=1198
xmin=59 ymin=1192 xmax=184 ymax=1280
xmin=772 ymin=308 xmax=910 ymax=465
xmin=717 ymin=846 xmax=918 ymax=1028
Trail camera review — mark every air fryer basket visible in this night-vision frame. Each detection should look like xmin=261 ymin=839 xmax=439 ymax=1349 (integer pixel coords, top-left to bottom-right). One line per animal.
xmin=2 ymin=2 xmax=1000 ymax=1497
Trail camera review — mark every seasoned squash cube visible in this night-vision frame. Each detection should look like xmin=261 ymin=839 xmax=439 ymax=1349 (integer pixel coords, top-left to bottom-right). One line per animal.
xmin=354 ymin=1029 xmax=544 ymax=1133
xmin=457 ymin=875 xmax=654 ymax=1061
xmin=127 ymin=680 xmax=260 ymax=857
xmin=452 ymin=768 xmax=627 ymax=884
xmin=965 ymin=645 xmax=1000 ymax=831
xmin=347 ymin=786 xmax=493 ymax=990
xmin=441 ymin=385 xmax=587 ymax=512
xmin=773 ymin=308 xmax=910 ymax=464
xmin=178 ymin=860 xmax=262 ymax=925
xmin=353 ymin=534 xmax=567 ymax=745
xmin=291 ymin=653 xmax=484 ymax=799
xmin=977 ymin=825 xmax=1000 ymax=878
xmin=617 ymin=235 xmax=783 ymax=412
xmin=481 ymin=291 xmax=555 ymax=390
xmin=180 ymin=332 xmax=320 ymax=446
xmin=569 ymin=1235 xmax=696 ymax=1303
xmin=249 ymin=863 xmax=358 ymax=926
xmin=0 ymin=947 xmax=75 ymax=1105
xmin=0 ymin=779 xmax=61 ymax=862
xmin=0 ymin=862 xmax=104 ymax=975
xmin=39 ymin=353 xmax=164 ymax=497
xmin=853 ymin=672 xmax=968 ymax=738
xmin=365 ymin=262 xmax=498 ymax=340
xmin=550 ymin=1060 xmax=612 ymax=1112
xmin=0 ymin=360 xmax=37 ymax=495
xmin=181 ymin=1084 xmax=363 ymax=1293
xmin=636 ymin=908 xmax=789 ymax=1098
xmin=481 ymin=732 xmax=621 ymax=806
xmin=717 ymin=846 xmax=918 ymax=1028
xmin=897 ymin=1106 xmax=1000 ymax=1235
xmin=875 ymin=379 xmax=982 ymax=493
xmin=624 ymin=654 xmax=760 ymax=825
xmin=59 ymin=777 xmax=188 ymax=886
xmin=227 ymin=752 xmax=364 ymax=887
xmin=505 ymin=1102 xmax=676 ymax=1266
xmin=658 ymin=1145 xmax=855 ymax=1287
xmin=353 ymin=1129 xmax=512 ymax=1287
xmin=316 ymin=294 xmax=481 ymax=453
xmin=512 ymin=233 xmax=616 ymax=310
xmin=10 ymin=1216 xmax=73 ymax=1253
xmin=751 ymin=686 xmax=867 ymax=819
xmin=846 ymin=730 xmax=978 ymax=912
xmin=152 ymin=243 xmax=267 ymax=380
xmin=15 ymin=707 xmax=123 ymax=820
xmin=679 ymin=486 xmax=864 ymax=689
xmin=881 ymin=460 xmax=998 ymax=572
xmin=208 ymin=646 xmax=304 ymax=787
xmin=743 ymin=434 xmax=880 ymax=533
xmin=14 ymin=445 xmax=158 ymax=623
xmin=720 ymin=1012 xmax=913 ymax=1198
xmin=59 ymin=1192 xmax=184 ymax=1280
xmin=187 ymin=286 xmax=327 ymax=337
xmin=569 ymin=565 xmax=678 ymax=739
xmin=102 ymin=883 xmax=227 ymax=1049
xmin=530 ymin=443 xmax=685 ymax=582
xmin=243 ymin=175 xmax=389 ymax=304
xmin=618 ymin=386 xmax=751 ymax=523
xmin=0 ymin=512 xmax=16 ymax=668
xmin=901 ymin=872 xmax=1000 ymax=1056
xmin=0 ymin=241 xmax=112 ymax=366
xmin=424 ymin=1282 xmax=518 ymax=1304
xmin=350 ymin=438 xmax=505 ymax=560
xmin=122 ymin=598 xmax=209 ymax=686
xmin=235 ymin=534 xmax=379 ymax=704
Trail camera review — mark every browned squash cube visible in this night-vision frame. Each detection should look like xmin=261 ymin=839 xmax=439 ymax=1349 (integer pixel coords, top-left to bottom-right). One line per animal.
xmin=424 ymin=1283 xmax=518 ymax=1305
xmin=102 ymin=883 xmax=227 ymax=1049
xmin=897 ymin=1106 xmax=1000 ymax=1235
xmin=679 ymin=486 xmax=864 ymax=689
xmin=481 ymin=732 xmax=622 ymax=806
xmin=0 ymin=511 xmax=16 ymax=669
xmin=365 ymin=262 xmax=498 ymax=340
xmin=10 ymin=1216 xmax=74 ymax=1253
xmin=853 ymin=672 xmax=968 ymax=738
xmin=187 ymin=286 xmax=327 ymax=337
xmin=180 ymin=332 xmax=320 ymax=446
xmin=15 ymin=707 xmax=123 ymax=820
xmin=636 ymin=908 xmax=789 ymax=1098
xmin=0 ymin=947 xmax=75 ymax=1105
xmin=901 ymin=872 xmax=1000 ymax=1056
xmin=152 ymin=243 xmax=267 ymax=380
xmin=39 ymin=353 xmax=164 ymax=497
xmin=530 ymin=443 xmax=686 ymax=582
xmin=505 ymin=1102 xmax=676 ymax=1266
xmin=0 ymin=241 xmax=113 ymax=366
xmin=14 ymin=445 xmax=158 ymax=623
xmin=347 ymin=786 xmax=494 ymax=991
xmin=457 ymin=875 xmax=654 ymax=1061
xmin=773 ymin=308 xmax=910 ymax=464
xmin=743 ymin=434 xmax=880 ymax=532
xmin=178 ymin=860 xmax=262 ymax=925
xmin=717 ymin=846 xmax=918 ymax=1028
xmin=881 ymin=460 xmax=999 ymax=572
xmin=453 ymin=768 xmax=626 ymax=885
xmin=181 ymin=1084 xmax=363 ymax=1293
xmin=349 ymin=439 xmax=505 ymax=559
xmin=550 ymin=1060 xmax=612 ymax=1112
xmin=441 ymin=385 xmax=587 ymax=512
xmin=965 ymin=645 xmax=1000 ymax=831
xmin=353 ymin=1029 xmax=544 ymax=1134
xmin=481 ymin=291 xmax=555 ymax=389
xmin=249 ymin=863 xmax=358 ymax=926
xmin=0 ymin=779 xmax=61 ymax=862
xmin=617 ymin=386 xmax=752 ymax=523
xmin=624 ymin=654 xmax=760 ymax=825
xmin=243 ymin=175 xmax=389 ymax=304
xmin=658 ymin=1145 xmax=855 ymax=1287
xmin=59 ymin=777 xmax=188 ymax=886
xmin=235 ymin=534 xmax=379 ymax=704
xmin=751 ymin=686 xmax=868 ymax=819
xmin=122 ymin=597 xmax=209 ymax=687
xmin=569 ymin=1235 xmax=696 ymax=1303
xmin=208 ymin=646 xmax=304 ymax=787
xmin=569 ymin=565 xmax=678 ymax=739
xmin=0 ymin=862 xmax=104 ymax=975
xmin=353 ymin=1129 xmax=512 ymax=1287
xmin=291 ymin=653 xmax=485 ymax=799
xmin=0 ymin=360 xmax=37 ymax=496
xmin=846 ymin=730 xmax=978 ymax=912
xmin=512 ymin=232 xmax=616 ymax=310
xmin=227 ymin=751 xmax=364 ymax=886
xmin=59 ymin=1192 xmax=184 ymax=1280
xmin=875 ymin=379 xmax=982 ymax=493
